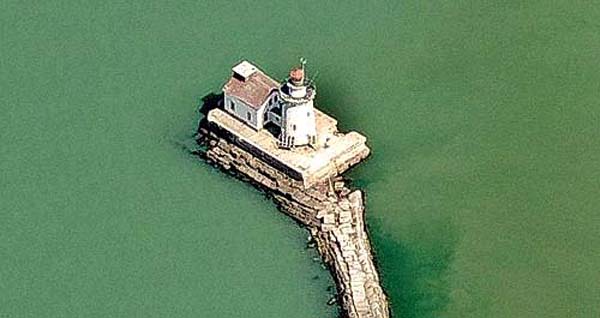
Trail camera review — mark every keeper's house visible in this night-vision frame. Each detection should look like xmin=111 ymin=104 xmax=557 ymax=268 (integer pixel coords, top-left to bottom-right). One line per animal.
xmin=222 ymin=61 xmax=279 ymax=131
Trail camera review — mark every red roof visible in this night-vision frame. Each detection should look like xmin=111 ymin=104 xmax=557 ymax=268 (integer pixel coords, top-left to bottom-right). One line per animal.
xmin=290 ymin=68 xmax=304 ymax=82
xmin=223 ymin=71 xmax=279 ymax=109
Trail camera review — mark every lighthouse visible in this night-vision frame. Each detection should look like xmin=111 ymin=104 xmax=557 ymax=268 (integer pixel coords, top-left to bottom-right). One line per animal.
xmin=277 ymin=60 xmax=318 ymax=148
xmin=221 ymin=59 xmax=318 ymax=149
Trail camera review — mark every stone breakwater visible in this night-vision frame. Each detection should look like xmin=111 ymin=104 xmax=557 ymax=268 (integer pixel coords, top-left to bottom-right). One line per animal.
xmin=197 ymin=118 xmax=390 ymax=318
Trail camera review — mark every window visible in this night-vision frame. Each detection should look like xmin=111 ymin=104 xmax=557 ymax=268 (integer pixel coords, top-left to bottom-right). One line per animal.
xmin=272 ymin=106 xmax=281 ymax=116
xmin=247 ymin=111 xmax=252 ymax=121
xmin=230 ymin=101 xmax=235 ymax=110
xmin=307 ymin=112 xmax=310 ymax=117
xmin=274 ymin=95 xmax=278 ymax=102
xmin=292 ymin=124 xmax=296 ymax=131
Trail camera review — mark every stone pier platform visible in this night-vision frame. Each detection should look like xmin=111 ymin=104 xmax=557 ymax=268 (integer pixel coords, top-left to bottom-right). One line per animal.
xmin=207 ymin=108 xmax=370 ymax=188
xmin=198 ymin=108 xmax=390 ymax=318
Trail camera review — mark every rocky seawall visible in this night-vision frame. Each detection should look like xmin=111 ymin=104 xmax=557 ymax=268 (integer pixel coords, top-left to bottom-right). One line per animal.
xmin=197 ymin=118 xmax=390 ymax=318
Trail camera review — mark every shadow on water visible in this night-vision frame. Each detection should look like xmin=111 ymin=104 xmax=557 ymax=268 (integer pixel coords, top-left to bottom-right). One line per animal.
xmin=370 ymin=219 xmax=459 ymax=318
xmin=196 ymin=92 xmax=223 ymax=137
xmin=169 ymin=92 xmax=223 ymax=156
xmin=198 ymin=92 xmax=223 ymax=117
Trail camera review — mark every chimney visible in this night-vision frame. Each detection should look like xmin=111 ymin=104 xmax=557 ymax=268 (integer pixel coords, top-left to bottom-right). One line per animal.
xmin=232 ymin=60 xmax=257 ymax=81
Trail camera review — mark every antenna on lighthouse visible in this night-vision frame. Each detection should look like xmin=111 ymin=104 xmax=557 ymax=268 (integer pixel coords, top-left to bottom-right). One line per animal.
xmin=300 ymin=57 xmax=307 ymax=83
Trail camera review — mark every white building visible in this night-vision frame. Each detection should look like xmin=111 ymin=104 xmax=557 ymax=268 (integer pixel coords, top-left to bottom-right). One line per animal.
xmin=222 ymin=60 xmax=318 ymax=148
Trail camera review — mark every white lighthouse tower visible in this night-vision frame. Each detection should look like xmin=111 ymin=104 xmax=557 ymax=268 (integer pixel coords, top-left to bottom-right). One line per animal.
xmin=278 ymin=59 xmax=318 ymax=148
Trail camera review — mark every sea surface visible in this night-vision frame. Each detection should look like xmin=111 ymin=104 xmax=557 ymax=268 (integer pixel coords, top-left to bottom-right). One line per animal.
xmin=1 ymin=1 xmax=599 ymax=317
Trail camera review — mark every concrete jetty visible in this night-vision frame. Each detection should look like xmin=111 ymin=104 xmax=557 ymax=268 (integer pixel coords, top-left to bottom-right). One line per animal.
xmin=197 ymin=107 xmax=390 ymax=318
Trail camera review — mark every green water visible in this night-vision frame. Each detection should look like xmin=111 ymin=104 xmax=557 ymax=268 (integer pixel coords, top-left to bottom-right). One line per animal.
xmin=2 ymin=1 xmax=599 ymax=317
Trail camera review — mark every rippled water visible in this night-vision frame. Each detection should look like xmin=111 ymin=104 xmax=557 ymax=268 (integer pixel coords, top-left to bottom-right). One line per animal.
xmin=2 ymin=1 xmax=599 ymax=317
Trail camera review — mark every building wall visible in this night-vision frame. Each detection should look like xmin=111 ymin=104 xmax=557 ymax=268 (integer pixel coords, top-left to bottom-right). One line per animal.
xmin=264 ymin=94 xmax=282 ymax=126
xmin=223 ymin=94 xmax=267 ymax=130
xmin=267 ymin=111 xmax=281 ymax=126
xmin=282 ymin=100 xmax=317 ymax=146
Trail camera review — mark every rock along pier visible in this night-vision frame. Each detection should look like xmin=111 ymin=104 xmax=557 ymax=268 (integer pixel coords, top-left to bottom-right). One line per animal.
xmin=196 ymin=105 xmax=390 ymax=318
